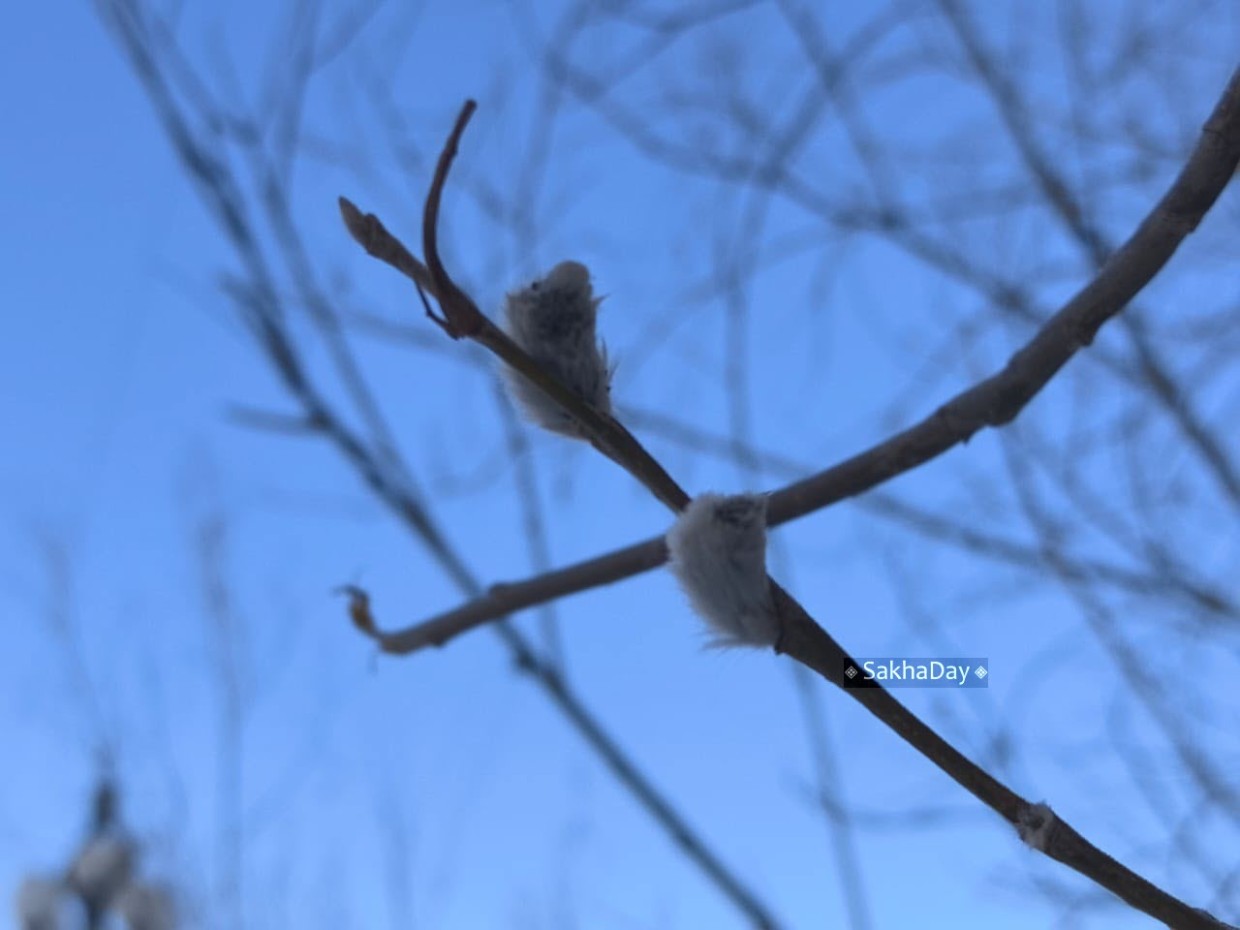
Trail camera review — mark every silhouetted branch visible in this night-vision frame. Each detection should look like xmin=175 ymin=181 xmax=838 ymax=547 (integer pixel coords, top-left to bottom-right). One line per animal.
xmin=343 ymin=68 xmax=1240 ymax=927
xmin=345 ymin=65 xmax=1240 ymax=656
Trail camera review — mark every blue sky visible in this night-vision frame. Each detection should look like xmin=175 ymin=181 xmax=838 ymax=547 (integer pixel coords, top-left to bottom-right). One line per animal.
xmin=2 ymin=1 xmax=1238 ymax=928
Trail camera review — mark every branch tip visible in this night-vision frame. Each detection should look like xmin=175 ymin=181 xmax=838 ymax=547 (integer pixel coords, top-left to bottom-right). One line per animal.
xmin=335 ymin=584 xmax=378 ymax=638
xmin=337 ymin=195 xmax=367 ymax=244
xmin=421 ymin=100 xmax=484 ymax=338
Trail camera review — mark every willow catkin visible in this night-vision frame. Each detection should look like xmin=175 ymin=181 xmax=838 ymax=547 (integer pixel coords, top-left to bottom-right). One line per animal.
xmin=666 ymin=493 xmax=780 ymax=648
xmin=502 ymin=260 xmax=611 ymax=438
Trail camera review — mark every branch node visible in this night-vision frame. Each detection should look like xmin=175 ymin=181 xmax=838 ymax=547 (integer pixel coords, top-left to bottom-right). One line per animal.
xmin=414 ymin=280 xmax=454 ymax=334
xmin=1015 ymin=801 xmax=1057 ymax=852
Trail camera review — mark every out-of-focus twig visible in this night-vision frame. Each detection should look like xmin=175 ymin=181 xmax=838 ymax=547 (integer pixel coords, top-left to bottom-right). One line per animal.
xmin=935 ymin=0 xmax=1240 ymax=514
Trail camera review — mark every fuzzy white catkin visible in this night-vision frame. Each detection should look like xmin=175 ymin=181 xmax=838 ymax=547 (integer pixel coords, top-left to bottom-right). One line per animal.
xmin=502 ymin=260 xmax=611 ymax=437
xmin=67 ymin=834 xmax=134 ymax=909
xmin=116 ymin=883 xmax=177 ymax=930
xmin=666 ymin=493 xmax=781 ymax=648
xmin=16 ymin=875 xmax=63 ymax=930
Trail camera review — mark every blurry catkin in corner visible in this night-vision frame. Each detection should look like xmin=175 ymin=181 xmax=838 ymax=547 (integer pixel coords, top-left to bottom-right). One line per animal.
xmin=501 ymin=261 xmax=611 ymax=438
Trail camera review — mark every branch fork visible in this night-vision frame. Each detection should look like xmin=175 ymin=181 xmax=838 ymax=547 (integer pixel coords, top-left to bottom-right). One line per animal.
xmin=338 ymin=76 xmax=1240 ymax=930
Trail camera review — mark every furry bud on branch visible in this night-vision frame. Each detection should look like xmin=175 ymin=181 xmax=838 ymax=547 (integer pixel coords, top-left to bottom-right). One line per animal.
xmin=1016 ymin=801 xmax=1057 ymax=852
xmin=68 ymin=834 xmax=135 ymax=910
xmin=502 ymin=261 xmax=612 ymax=437
xmin=666 ymin=493 xmax=781 ymax=648
xmin=17 ymin=875 xmax=63 ymax=930
xmin=116 ymin=882 xmax=177 ymax=930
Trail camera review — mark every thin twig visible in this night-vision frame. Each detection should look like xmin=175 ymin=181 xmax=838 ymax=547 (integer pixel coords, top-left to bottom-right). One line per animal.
xmin=347 ymin=114 xmax=696 ymax=513
xmin=420 ymin=100 xmax=483 ymax=337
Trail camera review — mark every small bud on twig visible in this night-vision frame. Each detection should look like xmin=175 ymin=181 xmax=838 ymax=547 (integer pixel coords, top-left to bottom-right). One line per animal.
xmin=1016 ymin=801 xmax=1056 ymax=852
xmin=336 ymin=585 xmax=378 ymax=637
xmin=502 ymin=261 xmax=612 ymax=437
xmin=666 ymin=493 xmax=780 ymax=648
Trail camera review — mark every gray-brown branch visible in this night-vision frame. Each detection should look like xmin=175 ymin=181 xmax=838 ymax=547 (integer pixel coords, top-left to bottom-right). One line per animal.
xmin=341 ymin=63 xmax=1240 ymax=930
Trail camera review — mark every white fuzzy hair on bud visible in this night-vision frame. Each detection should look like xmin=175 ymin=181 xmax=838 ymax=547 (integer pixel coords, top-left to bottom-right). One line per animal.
xmin=666 ymin=493 xmax=780 ymax=648
xmin=16 ymin=875 xmax=63 ymax=930
xmin=68 ymin=834 xmax=134 ymax=909
xmin=116 ymin=882 xmax=177 ymax=930
xmin=502 ymin=260 xmax=611 ymax=437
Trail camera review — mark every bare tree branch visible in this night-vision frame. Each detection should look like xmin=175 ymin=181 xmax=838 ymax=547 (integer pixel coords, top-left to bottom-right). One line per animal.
xmin=349 ymin=65 xmax=1240 ymax=655
xmin=343 ymin=68 xmax=1240 ymax=927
